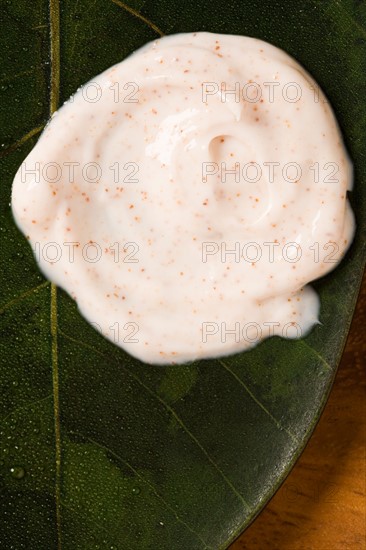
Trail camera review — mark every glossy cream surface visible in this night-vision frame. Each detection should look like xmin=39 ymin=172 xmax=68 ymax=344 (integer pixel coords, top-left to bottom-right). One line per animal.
xmin=12 ymin=32 xmax=355 ymax=364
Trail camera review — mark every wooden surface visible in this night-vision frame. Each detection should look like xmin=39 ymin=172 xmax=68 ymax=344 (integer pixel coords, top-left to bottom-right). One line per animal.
xmin=230 ymin=273 xmax=366 ymax=550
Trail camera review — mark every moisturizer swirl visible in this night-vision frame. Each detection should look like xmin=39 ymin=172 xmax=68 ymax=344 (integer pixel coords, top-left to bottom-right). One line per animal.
xmin=12 ymin=32 xmax=355 ymax=364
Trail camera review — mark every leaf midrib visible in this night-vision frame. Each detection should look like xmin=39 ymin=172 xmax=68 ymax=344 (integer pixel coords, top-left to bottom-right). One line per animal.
xmin=49 ymin=1 xmax=62 ymax=549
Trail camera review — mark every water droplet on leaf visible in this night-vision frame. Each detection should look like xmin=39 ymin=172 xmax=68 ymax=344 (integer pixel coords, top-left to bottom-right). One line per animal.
xmin=10 ymin=466 xmax=25 ymax=479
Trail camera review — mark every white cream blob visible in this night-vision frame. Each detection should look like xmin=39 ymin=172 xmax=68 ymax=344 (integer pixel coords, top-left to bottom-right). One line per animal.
xmin=12 ymin=32 xmax=355 ymax=364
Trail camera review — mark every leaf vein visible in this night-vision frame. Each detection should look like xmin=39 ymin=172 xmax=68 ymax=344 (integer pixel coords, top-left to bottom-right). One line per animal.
xmin=0 ymin=393 xmax=52 ymax=429
xmin=219 ymin=360 xmax=299 ymax=445
xmin=111 ymin=0 xmax=165 ymax=36
xmin=0 ymin=281 xmax=50 ymax=314
xmin=68 ymin=430 xmax=213 ymax=549
xmin=0 ymin=67 xmax=38 ymax=87
xmin=51 ymin=283 xmax=62 ymax=550
xmin=330 ymin=0 xmax=366 ymax=39
xmin=58 ymin=328 xmax=105 ymax=356
xmin=49 ymin=0 xmax=62 ymax=547
xmin=298 ymin=339 xmax=332 ymax=371
xmin=125 ymin=368 xmax=251 ymax=510
xmin=60 ymin=499 xmax=113 ymax=540
xmin=58 ymin=329 xmax=250 ymax=510
xmin=0 ymin=125 xmax=44 ymax=159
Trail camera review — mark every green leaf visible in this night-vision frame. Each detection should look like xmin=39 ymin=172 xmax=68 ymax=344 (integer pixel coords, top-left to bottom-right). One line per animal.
xmin=0 ymin=0 xmax=365 ymax=548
